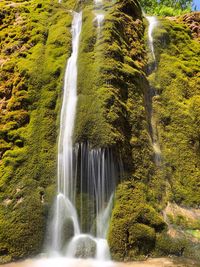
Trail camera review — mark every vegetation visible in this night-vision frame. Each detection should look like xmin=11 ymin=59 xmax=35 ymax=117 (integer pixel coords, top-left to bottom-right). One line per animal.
xmin=108 ymin=181 xmax=166 ymax=260
xmin=0 ymin=0 xmax=200 ymax=263
xmin=0 ymin=0 xmax=76 ymax=262
xmin=139 ymin=0 xmax=193 ymax=16
xmin=75 ymin=0 xmax=152 ymax=173
xmin=108 ymin=6 xmax=200 ymax=262
xmin=151 ymin=17 xmax=200 ymax=207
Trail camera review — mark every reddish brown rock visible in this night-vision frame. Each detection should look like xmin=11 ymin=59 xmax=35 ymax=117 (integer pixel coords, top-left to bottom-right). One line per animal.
xmin=182 ymin=12 xmax=200 ymax=40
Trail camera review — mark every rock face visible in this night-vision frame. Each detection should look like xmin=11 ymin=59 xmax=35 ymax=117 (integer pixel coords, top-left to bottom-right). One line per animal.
xmin=0 ymin=0 xmax=76 ymax=262
xmin=0 ymin=0 xmax=200 ymax=263
xmin=181 ymin=12 xmax=200 ymax=40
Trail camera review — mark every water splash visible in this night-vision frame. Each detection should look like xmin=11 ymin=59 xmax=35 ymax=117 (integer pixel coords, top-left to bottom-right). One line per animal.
xmin=94 ymin=0 xmax=103 ymax=4
xmin=33 ymin=258 xmax=115 ymax=267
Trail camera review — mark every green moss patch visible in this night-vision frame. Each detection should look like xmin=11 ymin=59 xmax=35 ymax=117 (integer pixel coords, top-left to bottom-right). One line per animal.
xmin=0 ymin=0 xmax=76 ymax=262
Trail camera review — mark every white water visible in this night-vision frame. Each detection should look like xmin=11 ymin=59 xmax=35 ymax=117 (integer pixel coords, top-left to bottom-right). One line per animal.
xmin=94 ymin=0 xmax=104 ymax=31
xmin=57 ymin=12 xmax=82 ymax=204
xmin=46 ymin=9 xmax=119 ymax=261
xmin=77 ymin=145 xmax=116 ymax=234
xmin=146 ymin=16 xmax=162 ymax=167
xmin=65 ymin=144 xmax=119 ymax=260
xmin=94 ymin=0 xmax=102 ymax=4
xmin=146 ymin=16 xmax=158 ymax=62
xmin=96 ymin=194 xmax=114 ymax=238
xmin=95 ymin=13 xmax=105 ymax=29
xmin=48 ymin=11 xmax=82 ymax=253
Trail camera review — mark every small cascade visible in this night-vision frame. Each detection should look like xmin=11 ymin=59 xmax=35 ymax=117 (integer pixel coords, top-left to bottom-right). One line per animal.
xmin=94 ymin=0 xmax=104 ymax=32
xmin=146 ymin=16 xmax=158 ymax=63
xmin=77 ymin=144 xmax=117 ymax=234
xmin=64 ymin=144 xmax=119 ymax=260
xmin=47 ymin=11 xmax=82 ymax=254
xmin=96 ymin=193 xmax=114 ymax=239
xmin=95 ymin=13 xmax=104 ymax=29
xmin=146 ymin=16 xmax=162 ymax=167
xmin=46 ymin=9 xmax=120 ymax=261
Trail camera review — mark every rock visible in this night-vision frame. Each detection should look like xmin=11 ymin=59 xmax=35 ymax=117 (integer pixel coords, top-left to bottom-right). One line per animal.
xmin=182 ymin=12 xmax=200 ymax=40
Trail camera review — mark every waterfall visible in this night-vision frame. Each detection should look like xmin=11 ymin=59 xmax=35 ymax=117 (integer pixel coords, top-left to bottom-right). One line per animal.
xmin=95 ymin=14 xmax=104 ymax=29
xmin=64 ymin=144 xmax=119 ymax=260
xmin=46 ymin=9 xmax=120 ymax=261
xmin=76 ymin=144 xmax=117 ymax=236
xmin=146 ymin=16 xmax=158 ymax=63
xmin=47 ymin=11 xmax=82 ymax=254
xmin=146 ymin=16 xmax=162 ymax=167
xmin=94 ymin=0 xmax=104 ymax=31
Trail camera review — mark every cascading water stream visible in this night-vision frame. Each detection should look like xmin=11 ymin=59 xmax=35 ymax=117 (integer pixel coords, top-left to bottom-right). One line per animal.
xmin=65 ymin=144 xmax=118 ymax=260
xmin=46 ymin=8 xmax=119 ymax=261
xmin=146 ymin=16 xmax=158 ymax=64
xmin=146 ymin=16 xmax=162 ymax=167
xmin=94 ymin=0 xmax=104 ymax=31
xmin=48 ymin=11 xmax=82 ymax=254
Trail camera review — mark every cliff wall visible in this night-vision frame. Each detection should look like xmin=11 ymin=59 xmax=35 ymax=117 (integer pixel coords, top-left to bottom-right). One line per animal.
xmin=0 ymin=0 xmax=200 ymax=262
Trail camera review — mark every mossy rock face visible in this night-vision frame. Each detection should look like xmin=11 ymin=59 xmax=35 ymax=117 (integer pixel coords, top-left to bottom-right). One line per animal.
xmin=0 ymin=0 xmax=149 ymax=261
xmin=0 ymin=0 xmax=200 ymax=263
xmin=164 ymin=202 xmax=200 ymax=231
xmin=155 ymin=233 xmax=187 ymax=256
xmin=0 ymin=0 xmax=150 ymax=261
xmin=155 ymin=231 xmax=200 ymax=261
xmin=0 ymin=0 xmax=76 ymax=262
xmin=75 ymin=0 xmax=153 ymax=174
xmin=150 ymin=16 xmax=200 ymax=207
xmin=108 ymin=181 xmax=166 ymax=261
xmin=128 ymin=223 xmax=156 ymax=256
xmin=142 ymin=14 xmax=200 ymax=261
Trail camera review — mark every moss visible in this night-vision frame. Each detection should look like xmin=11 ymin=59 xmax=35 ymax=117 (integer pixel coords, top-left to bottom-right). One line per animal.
xmin=0 ymin=0 xmax=76 ymax=262
xmin=74 ymin=0 xmax=153 ymax=181
xmin=0 ymin=0 xmax=199 ymax=263
xmin=128 ymin=223 xmax=156 ymax=256
xmin=165 ymin=206 xmax=200 ymax=231
xmin=186 ymin=230 xmax=200 ymax=240
xmin=108 ymin=15 xmax=200 ymax=259
xmin=150 ymin=17 xmax=200 ymax=207
xmin=139 ymin=15 xmax=200 ymax=261
xmin=155 ymin=233 xmax=187 ymax=256
xmin=108 ymin=181 xmax=166 ymax=261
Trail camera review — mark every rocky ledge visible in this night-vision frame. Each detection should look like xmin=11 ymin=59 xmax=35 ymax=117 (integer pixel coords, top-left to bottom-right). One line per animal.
xmin=182 ymin=12 xmax=200 ymax=40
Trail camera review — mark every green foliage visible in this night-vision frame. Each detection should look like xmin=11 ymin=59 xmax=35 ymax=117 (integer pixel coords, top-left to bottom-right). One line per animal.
xmin=139 ymin=0 xmax=192 ymax=15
